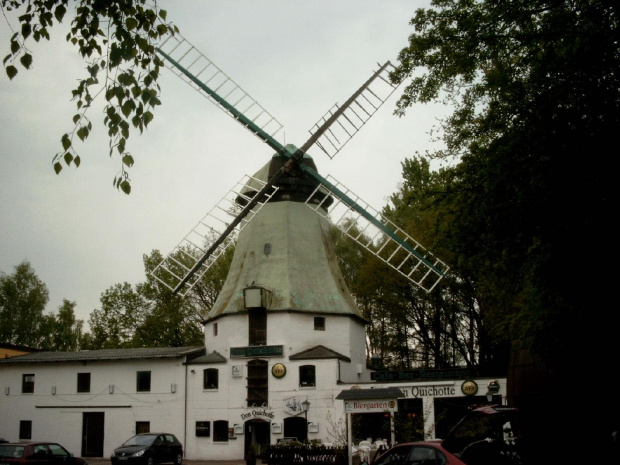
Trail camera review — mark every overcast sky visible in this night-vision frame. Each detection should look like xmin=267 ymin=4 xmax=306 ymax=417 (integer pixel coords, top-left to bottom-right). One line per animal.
xmin=0 ymin=1 xmax=448 ymax=324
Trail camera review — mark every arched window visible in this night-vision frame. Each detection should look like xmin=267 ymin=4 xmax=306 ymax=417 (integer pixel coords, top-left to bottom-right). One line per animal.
xmin=213 ymin=420 xmax=229 ymax=442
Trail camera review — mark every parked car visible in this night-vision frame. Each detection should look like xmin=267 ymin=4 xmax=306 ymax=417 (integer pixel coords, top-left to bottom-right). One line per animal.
xmin=0 ymin=438 xmax=8 ymax=444
xmin=369 ymin=404 xmax=524 ymax=465
xmin=369 ymin=440 xmax=466 ymax=465
xmin=0 ymin=442 xmax=88 ymax=465
xmin=110 ymin=433 xmax=183 ymax=465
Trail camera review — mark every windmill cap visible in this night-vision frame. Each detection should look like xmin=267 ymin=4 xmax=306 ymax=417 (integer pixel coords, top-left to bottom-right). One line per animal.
xmin=238 ymin=146 xmax=333 ymax=208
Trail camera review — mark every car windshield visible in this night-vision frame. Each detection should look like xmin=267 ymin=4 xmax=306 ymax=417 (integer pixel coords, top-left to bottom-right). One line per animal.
xmin=123 ymin=435 xmax=157 ymax=447
xmin=0 ymin=445 xmax=25 ymax=458
xmin=441 ymin=406 xmax=522 ymax=457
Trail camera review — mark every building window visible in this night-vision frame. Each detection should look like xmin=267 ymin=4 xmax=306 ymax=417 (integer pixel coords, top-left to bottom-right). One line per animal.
xmin=77 ymin=373 xmax=91 ymax=393
xmin=213 ymin=420 xmax=229 ymax=442
xmin=249 ymin=308 xmax=267 ymax=345
xmin=137 ymin=371 xmax=151 ymax=392
xmin=247 ymin=359 xmax=268 ymax=407
xmin=19 ymin=420 xmax=32 ymax=440
xmin=203 ymin=368 xmax=219 ymax=389
xmin=314 ymin=317 xmax=325 ymax=331
xmin=136 ymin=421 xmax=150 ymax=434
xmin=213 ymin=323 xmax=218 ymax=336
xmin=22 ymin=374 xmax=34 ymax=394
xmin=300 ymin=365 xmax=316 ymax=387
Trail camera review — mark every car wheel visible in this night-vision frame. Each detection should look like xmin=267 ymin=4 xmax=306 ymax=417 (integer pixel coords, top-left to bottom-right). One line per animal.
xmin=146 ymin=457 xmax=155 ymax=465
xmin=175 ymin=453 xmax=183 ymax=465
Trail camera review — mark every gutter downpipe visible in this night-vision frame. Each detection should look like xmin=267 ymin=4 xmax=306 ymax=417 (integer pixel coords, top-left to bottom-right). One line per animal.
xmin=184 ymin=362 xmax=188 ymax=458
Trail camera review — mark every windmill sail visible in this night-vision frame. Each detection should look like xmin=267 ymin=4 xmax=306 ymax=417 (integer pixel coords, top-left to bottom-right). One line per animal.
xmin=153 ymin=34 xmax=448 ymax=295
xmin=156 ymin=33 xmax=284 ymax=147
xmin=304 ymin=175 xmax=448 ymax=292
xmin=150 ymin=175 xmax=278 ymax=296
xmin=308 ymin=61 xmax=399 ymax=159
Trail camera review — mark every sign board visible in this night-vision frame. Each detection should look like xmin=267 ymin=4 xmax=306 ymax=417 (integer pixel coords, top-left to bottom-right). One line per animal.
xmin=195 ymin=421 xmax=210 ymax=437
xmin=344 ymin=399 xmax=398 ymax=413
xmin=230 ymin=345 xmax=284 ymax=358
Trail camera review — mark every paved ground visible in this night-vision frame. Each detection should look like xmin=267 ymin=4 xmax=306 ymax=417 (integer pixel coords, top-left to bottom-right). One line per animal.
xmin=83 ymin=458 xmax=249 ymax=465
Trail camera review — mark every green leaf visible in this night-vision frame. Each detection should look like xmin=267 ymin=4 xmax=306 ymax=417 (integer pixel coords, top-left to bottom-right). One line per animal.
xmin=53 ymin=162 xmax=63 ymax=174
xmin=159 ymin=9 xmax=167 ymax=20
xmin=20 ymin=53 xmax=33 ymax=69
xmin=21 ymin=23 xmax=32 ymax=40
xmin=120 ymin=180 xmax=131 ymax=195
xmin=61 ymin=134 xmax=71 ymax=150
xmin=64 ymin=152 xmax=74 ymax=165
xmin=6 ymin=65 xmax=18 ymax=80
xmin=125 ymin=17 xmax=138 ymax=31
xmin=122 ymin=154 xmax=134 ymax=167
xmin=74 ymin=155 xmax=81 ymax=168
xmin=10 ymin=39 xmax=20 ymax=54
xmin=54 ymin=4 xmax=66 ymax=22
xmin=143 ymin=111 xmax=153 ymax=126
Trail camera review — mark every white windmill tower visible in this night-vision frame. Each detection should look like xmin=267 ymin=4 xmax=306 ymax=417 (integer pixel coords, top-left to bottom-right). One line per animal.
xmin=150 ymin=33 xmax=449 ymax=459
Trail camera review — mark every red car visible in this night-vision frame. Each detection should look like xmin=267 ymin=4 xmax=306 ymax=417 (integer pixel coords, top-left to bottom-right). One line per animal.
xmin=0 ymin=442 xmax=88 ymax=465
xmin=370 ymin=405 xmax=524 ymax=465
xmin=370 ymin=439 xmax=466 ymax=465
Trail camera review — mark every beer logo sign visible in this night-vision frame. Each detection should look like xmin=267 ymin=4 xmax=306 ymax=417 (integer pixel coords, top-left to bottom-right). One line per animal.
xmin=461 ymin=380 xmax=478 ymax=396
xmin=272 ymin=363 xmax=286 ymax=378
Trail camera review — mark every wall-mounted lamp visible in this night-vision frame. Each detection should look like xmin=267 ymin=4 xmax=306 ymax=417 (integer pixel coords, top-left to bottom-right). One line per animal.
xmin=109 ymin=384 xmax=114 ymax=394
xmin=171 ymin=383 xmax=177 ymax=393
xmin=4 ymin=386 xmax=9 ymax=395
xmin=51 ymin=386 xmax=56 ymax=395
xmin=191 ymin=369 xmax=196 ymax=374
xmin=80 ymin=361 xmax=87 ymax=366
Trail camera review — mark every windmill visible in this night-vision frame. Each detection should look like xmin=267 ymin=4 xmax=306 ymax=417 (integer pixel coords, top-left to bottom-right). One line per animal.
xmin=150 ymin=32 xmax=449 ymax=297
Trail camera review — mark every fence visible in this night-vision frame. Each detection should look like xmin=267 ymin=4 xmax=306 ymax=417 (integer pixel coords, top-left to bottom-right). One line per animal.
xmin=267 ymin=444 xmax=348 ymax=464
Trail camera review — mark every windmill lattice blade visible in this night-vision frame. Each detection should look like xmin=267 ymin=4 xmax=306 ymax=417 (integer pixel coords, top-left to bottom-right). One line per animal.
xmin=308 ymin=62 xmax=398 ymax=159
xmin=157 ymin=33 xmax=284 ymax=143
xmin=151 ymin=175 xmax=279 ymax=296
xmin=304 ymin=175 xmax=449 ymax=292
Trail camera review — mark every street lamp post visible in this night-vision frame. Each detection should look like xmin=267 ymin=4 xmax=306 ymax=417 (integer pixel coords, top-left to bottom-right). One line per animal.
xmin=301 ymin=399 xmax=311 ymax=443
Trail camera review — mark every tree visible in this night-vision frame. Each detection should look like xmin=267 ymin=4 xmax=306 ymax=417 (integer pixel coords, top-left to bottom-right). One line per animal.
xmin=84 ymin=248 xmax=231 ymax=349
xmin=0 ymin=260 xmax=49 ymax=346
xmin=87 ymin=282 xmax=147 ymax=349
xmin=391 ymin=0 xmax=619 ymax=460
xmin=1 ymin=0 xmax=179 ymax=193
xmin=47 ymin=299 xmax=84 ymax=351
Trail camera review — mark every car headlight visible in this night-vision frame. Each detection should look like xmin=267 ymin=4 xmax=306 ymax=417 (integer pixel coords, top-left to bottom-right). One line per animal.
xmin=131 ymin=451 xmax=145 ymax=458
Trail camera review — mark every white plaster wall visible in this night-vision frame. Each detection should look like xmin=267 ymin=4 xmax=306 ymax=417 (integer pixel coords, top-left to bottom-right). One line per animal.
xmin=0 ymin=358 xmax=187 ymax=458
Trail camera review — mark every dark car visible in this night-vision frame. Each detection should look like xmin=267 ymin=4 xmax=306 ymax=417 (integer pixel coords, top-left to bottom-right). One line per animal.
xmin=0 ymin=442 xmax=88 ymax=465
xmin=370 ymin=405 xmax=524 ymax=465
xmin=110 ymin=433 xmax=183 ymax=465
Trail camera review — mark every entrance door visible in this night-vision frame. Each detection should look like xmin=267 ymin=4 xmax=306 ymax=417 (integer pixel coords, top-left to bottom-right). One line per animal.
xmin=244 ymin=419 xmax=270 ymax=459
xmin=82 ymin=412 xmax=104 ymax=457
xmin=283 ymin=416 xmax=307 ymax=443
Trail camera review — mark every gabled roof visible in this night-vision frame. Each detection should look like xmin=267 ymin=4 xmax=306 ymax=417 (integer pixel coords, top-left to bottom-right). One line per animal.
xmin=185 ymin=350 xmax=227 ymax=364
xmin=0 ymin=346 xmax=205 ymax=364
xmin=289 ymin=344 xmax=351 ymax=362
